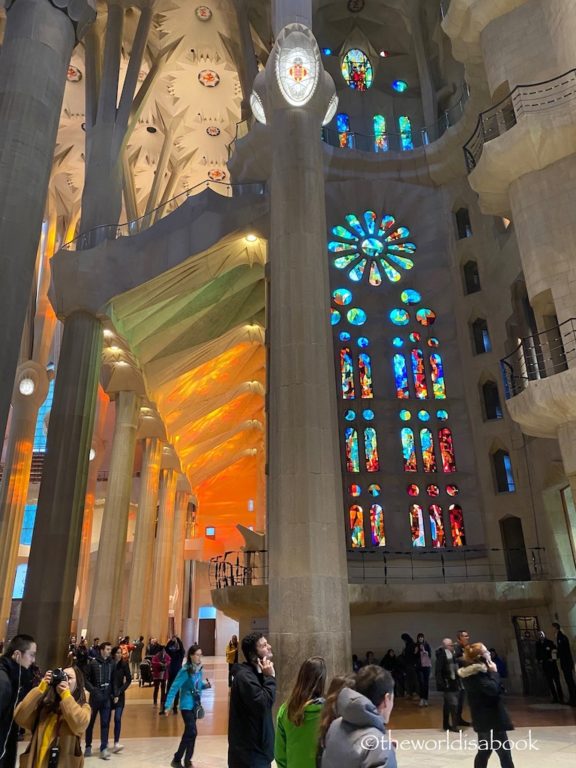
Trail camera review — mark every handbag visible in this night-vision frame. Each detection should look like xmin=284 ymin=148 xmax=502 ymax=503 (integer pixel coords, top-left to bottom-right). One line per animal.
xmin=195 ymin=703 xmax=205 ymax=720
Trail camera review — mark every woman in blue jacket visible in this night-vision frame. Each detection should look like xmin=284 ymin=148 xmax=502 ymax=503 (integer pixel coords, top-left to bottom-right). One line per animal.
xmin=165 ymin=645 xmax=211 ymax=768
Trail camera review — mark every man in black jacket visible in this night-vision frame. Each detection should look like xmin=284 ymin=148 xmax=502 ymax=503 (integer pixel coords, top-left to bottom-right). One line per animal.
xmin=454 ymin=629 xmax=471 ymax=725
xmin=535 ymin=630 xmax=564 ymax=703
xmin=228 ymin=632 xmax=276 ymax=768
xmin=436 ymin=638 xmax=459 ymax=732
xmin=84 ymin=641 xmax=116 ymax=760
xmin=0 ymin=634 xmax=36 ymax=768
xmin=552 ymin=622 xmax=576 ymax=706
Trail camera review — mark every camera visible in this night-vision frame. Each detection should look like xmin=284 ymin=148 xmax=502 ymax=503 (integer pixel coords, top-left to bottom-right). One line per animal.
xmin=50 ymin=668 xmax=68 ymax=687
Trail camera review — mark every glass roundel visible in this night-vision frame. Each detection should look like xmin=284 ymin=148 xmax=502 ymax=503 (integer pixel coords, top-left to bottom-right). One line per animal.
xmin=393 ymin=337 xmax=404 ymax=348
xmin=446 ymin=484 xmax=459 ymax=497
xmin=341 ymin=49 xmax=373 ymax=91
xmin=329 ymin=211 xmax=416 ymax=286
xmin=333 ymin=287 xmax=353 ymax=306
xmin=407 ymin=483 xmax=419 ymax=497
xmin=339 ymin=331 xmax=351 ymax=341
xmin=347 ymin=307 xmax=367 ymax=325
xmin=409 ymin=332 xmax=421 ymax=342
xmin=349 ymin=483 xmax=362 ymax=497
xmin=417 ymin=410 xmax=430 ymax=421
xmin=426 ymin=484 xmax=440 ymax=497
xmin=331 ymin=309 xmax=341 ymax=325
xmin=363 ymin=409 xmax=375 ymax=420
xmin=427 ymin=337 xmax=439 ymax=347
xmin=368 ymin=483 xmax=381 ymax=497
xmin=358 ymin=337 xmax=369 ymax=348
xmin=401 ymin=289 xmax=421 ymax=305
xmin=399 ymin=410 xmax=411 ymax=421
xmin=436 ymin=409 xmax=449 ymax=421
xmin=344 ymin=409 xmax=356 ymax=421
xmin=416 ymin=308 xmax=436 ymax=326
xmin=390 ymin=308 xmax=410 ymax=326
xmin=392 ymin=79 xmax=408 ymax=93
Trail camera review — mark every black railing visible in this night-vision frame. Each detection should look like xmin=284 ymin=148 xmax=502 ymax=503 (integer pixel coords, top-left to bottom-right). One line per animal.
xmin=209 ymin=550 xmax=268 ymax=588
xmin=464 ymin=68 xmax=576 ymax=171
xmin=500 ymin=319 xmax=576 ymax=399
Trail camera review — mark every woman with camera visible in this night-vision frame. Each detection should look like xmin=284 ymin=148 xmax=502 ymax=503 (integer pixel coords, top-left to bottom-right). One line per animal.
xmin=14 ymin=667 xmax=90 ymax=768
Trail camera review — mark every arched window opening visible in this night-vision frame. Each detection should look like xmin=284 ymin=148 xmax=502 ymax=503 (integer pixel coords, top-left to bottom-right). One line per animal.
xmin=394 ymin=354 xmax=410 ymax=399
xmin=340 ymin=348 xmax=355 ymax=399
xmin=373 ymin=114 xmax=388 ymax=152
xmin=364 ymin=427 xmax=380 ymax=472
xmin=411 ymin=349 xmax=428 ymax=399
xmin=410 ymin=504 xmax=425 ymax=547
xmin=350 ymin=505 xmax=365 ymax=548
xmin=345 ymin=427 xmax=360 ymax=472
xmin=420 ymin=428 xmax=437 ymax=472
xmin=429 ymin=505 xmax=446 ymax=548
xmin=358 ymin=352 xmax=373 ymax=398
xmin=337 ymin=112 xmax=352 ymax=148
xmin=401 ymin=428 xmax=417 ymax=472
xmin=482 ymin=380 xmax=503 ymax=420
xmin=471 ymin=318 xmax=492 ymax=354
xmin=438 ymin=428 xmax=456 ymax=472
xmin=398 ymin=116 xmax=413 ymax=150
xmin=463 ymin=260 xmax=481 ymax=294
xmin=429 ymin=353 xmax=446 ymax=399
xmin=455 ymin=207 xmax=472 ymax=239
xmin=449 ymin=505 xmax=466 ymax=546
xmin=493 ymin=449 xmax=516 ymax=493
xmin=370 ymin=504 xmax=386 ymax=546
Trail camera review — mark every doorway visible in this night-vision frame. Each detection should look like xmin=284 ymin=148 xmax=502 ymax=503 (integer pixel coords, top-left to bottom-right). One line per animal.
xmin=500 ymin=516 xmax=531 ymax=581
xmin=512 ymin=616 xmax=547 ymax=695
xmin=198 ymin=618 xmax=216 ymax=656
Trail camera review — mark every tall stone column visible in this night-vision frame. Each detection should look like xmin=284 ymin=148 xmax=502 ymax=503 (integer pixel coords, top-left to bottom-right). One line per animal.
xmin=0 ymin=0 xmax=95 ymax=447
xmin=149 ymin=468 xmax=177 ymax=639
xmin=264 ymin=22 xmax=351 ymax=697
xmin=169 ymin=485 xmax=190 ymax=637
xmin=89 ymin=391 xmax=140 ymax=639
xmin=18 ymin=311 xmax=102 ymax=668
xmin=124 ymin=437 xmax=162 ymax=637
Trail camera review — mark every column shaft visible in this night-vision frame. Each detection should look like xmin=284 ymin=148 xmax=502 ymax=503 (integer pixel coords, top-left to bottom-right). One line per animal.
xmin=272 ymin=0 xmax=312 ymax=35
xmin=169 ymin=490 xmax=188 ymax=637
xmin=149 ymin=469 xmax=177 ymax=639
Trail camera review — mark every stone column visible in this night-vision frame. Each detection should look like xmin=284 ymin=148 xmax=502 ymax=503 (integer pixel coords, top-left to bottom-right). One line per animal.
xmin=89 ymin=390 xmax=140 ymax=639
xmin=149 ymin=468 xmax=177 ymax=640
xmin=272 ymin=0 xmax=311 ymax=34
xmin=169 ymin=485 xmax=189 ymax=637
xmin=18 ymin=311 xmax=102 ymax=669
xmin=264 ymin=23 xmax=351 ymax=698
xmin=124 ymin=437 xmax=162 ymax=637
xmin=405 ymin=1 xmax=438 ymax=139
xmin=0 ymin=0 xmax=95 ymax=448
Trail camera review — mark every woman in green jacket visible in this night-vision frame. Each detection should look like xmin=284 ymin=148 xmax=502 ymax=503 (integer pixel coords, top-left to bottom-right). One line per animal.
xmin=274 ymin=656 xmax=326 ymax=768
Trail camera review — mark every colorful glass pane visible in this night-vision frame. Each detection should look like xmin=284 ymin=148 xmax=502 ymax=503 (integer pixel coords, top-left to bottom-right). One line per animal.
xmin=349 ymin=259 xmax=367 ymax=282
xmin=347 ymin=308 xmax=367 ymax=325
xmin=410 ymin=504 xmax=425 ymax=546
xmin=439 ymin=428 xmax=456 ymax=473
xmin=368 ymin=483 xmax=381 ymax=497
xmin=407 ymin=483 xmax=419 ymax=497
xmin=393 ymin=354 xmax=410 ymax=399
xmin=401 ymin=428 xmax=417 ymax=472
xmin=427 ymin=337 xmax=439 ymax=348
xmin=363 ymin=409 xmax=374 ymax=420
xmin=363 ymin=211 xmax=377 ymax=234
xmin=358 ymin=337 xmax=369 ymax=348
xmin=399 ymin=409 xmax=411 ymax=421
xmin=340 ymin=348 xmax=355 ymax=399
xmin=339 ymin=331 xmax=351 ymax=341
xmin=350 ymin=505 xmax=365 ymax=548
xmin=409 ymin=332 xmax=420 ymax=342
xmin=399 ymin=115 xmax=413 ymax=150
xmin=369 ymin=261 xmax=382 ymax=286
xmin=430 ymin=353 xmax=446 ymax=399
xmin=418 ymin=410 xmax=430 ymax=421
xmin=385 ymin=226 xmax=410 ymax=243
xmin=344 ymin=409 xmax=356 ymax=421
xmin=331 ymin=309 xmax=341 ymax=325
xmin=429 ymin=505 xmax=446 ymax=548
xmin=426 ymin=484 xmax=440 ymax=497
xmin=349 ymin=483 xmax=361 ymax=497
xmin=370 ymin=504 xmax=386 ymax=546
xmin=341 ymin=49 xmax=373 ymax=91
xmin=411 ymin=349 xmax=428 ymax=399
xmin=416 ymin=308 xmax=436 ymax=326
xmin=364 ymin=427 xmax=380 ymax=472
xmin=332 ymin=225 xmax=358 ymax=242
xmin=393 ymin=337 xmax=404 ymax=348
xmin=333 ymin=287 xmax=353 ymax=305
xmin=437 ymin=409 xmax=448 ymax=421
xmin=449 ymin=504 xmax=466 ymax=546
xmin=379 ymin=215 xmax=395 ymax=234
xmin=390 ymin=309 xmax=409 ymax=326
xmin=345 ymin=214 xmax=365 ymax=237
xmin=359 ymin=353 xmax=373 ymax=398
xmin=446 ymin=484 xmax=459 ymax=497
xmin=336 ymin=112 xmax=352 ymax=148
xmin=400 ymin=289 xmax=421 ymax=305
xmin=373 ymin=114 xmax=388 ymax=152
xmin=345 ymin=427 xmax=360 ymax=472
xmin=420 ymin=428 xmax=437 ymax=472
xmin=392 ymin=79 xmax=408 ymax=93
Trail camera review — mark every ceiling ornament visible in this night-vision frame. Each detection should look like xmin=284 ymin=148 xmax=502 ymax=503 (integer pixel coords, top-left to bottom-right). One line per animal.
xmin=198 ymin=69 xmax=220 ymax=87
xmin=206 ymin=126 xmax=221 ymax=136
xmin=275 ymin=25 xmax=321 ymax=107
xmin=208 ymin=168 xmax=226 ymax=181
xmin=67 ymin=65 xmax=82 ymax=82
xmin=195 ymin=5 xmax=212 ymax=21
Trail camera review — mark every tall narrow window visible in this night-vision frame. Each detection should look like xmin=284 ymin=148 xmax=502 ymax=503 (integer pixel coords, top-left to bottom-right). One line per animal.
xmin=350 ymin=505 xmax=365 ymax=548
xmin=438 ymin=428 xmax=456 ymax=472
xmin=493 ymin=449 xmax=515 ymax=492
xmin=429 ymin=505 xmax=446 ymax=547
xmin=410 ymin=504 xmax=425 ymax=546
xmin=345 ymin=427 xmax=360 ymax=472
xmin=373 ymin=114 xmax=388 ymax=152
xmin=463 ymin=260 xmax=481 ymax=294
xmin=370 ymin=504 xmax=386 ymax=546
xmin=359 ymin=352 xmax=374 ymax=398
xmin=429 ymin=353 xmax=446 ymax=399
xmin=471 ymin=318 xmax=491 ymax=354
xmin=398 ymin=115 xmax=413 ymax=150
xmin=394 ymin=354 xmax=410 ymax=398
xmin=411 ymin=349 xmax=428 ymax=399
xmin=455 ymin=207 xmax=472 ymax=239
xmin=401 ymin=427 xmax=417 ymax=471
xmin=364 ymin=427 xmax=380 ymax=472
xmin=340 ymin=348 xmax=355 ymax=399
xmin=337 ymin=112 xmax=352 ymax=148
xmin=449 ymin=504 xmax=466 ymax=545
xmin=482 ymin=380 xmax=503 ymax=420
xmin=420 ymin=428 xmax=437 ymax=472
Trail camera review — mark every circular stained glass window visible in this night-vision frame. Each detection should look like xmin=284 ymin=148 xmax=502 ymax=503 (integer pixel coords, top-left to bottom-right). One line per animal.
xmin=436 ymin=409 xmax=448 ymax=421
xmin=349 ymin=483 xmax=362 ymax=497
xmin=344 ymin=410 xmax=356 ymax=422
xmin=416 ymin=308 xmax=436 ymax=326
xmin=358 ymin=336 xmax=369 ymax=348
xmin=446 ymin=484 xmax=459 ymax=497
xmin=400 ymin=289 xmax=421 ymax=305
xmin=331 ymin=308 xmax=341 ymax=325
xmin=392 ymin=79 xmax=408 ymax=93
xmin=393 ymin=337 xmax=404 ymax=348
xmin=409 ymin=332 xmax=421 ymax=342
xmin=390 ymin=308 xmax=409 ymax=326
xmin=333 ymin=287 xmax=352 ymax=306
xmin=426 ymin=484 xmax=440 ymax=497
xmin=341 ymin=49 xmax=373 ymax=91
xmin=427 ymin=337 xmax=439 ymax=347
xmin=339 ymin=331 xmax=351 ymax=341
xmin=363 ymin=409 xmax=374 ymax=420
xmin=347 ymin=307 xmax=367 ymax=325
xmin=407 ymin=483 xmax=420 ymax=497
xmin=418 ymin=410 xmax=430 ymax=422
xmin=400 ymin=410 xmax=411 ymax=421
xmin=368 ymin=483 xmax=381 ymax=497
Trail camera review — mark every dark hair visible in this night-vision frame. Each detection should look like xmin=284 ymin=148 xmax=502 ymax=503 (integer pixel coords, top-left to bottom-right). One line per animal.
xmin=2 ymin=634 xmax=35 ymax=659
xmin=552 ymin=622 xmax=560 ymax=630
xmin=354 ymin=665 xmax=394 ymax=707
xmin=286 ymin=657 xmax=326 ymax=726
xmin=318 ymin=674 xmax=356 ymax=751
xmin=99 ymin=641 xmax=111 ymax=651
xmin=186 ymin=645 xmax=201 ymax=666
xmin=401 ymin=633 xmax=413 ymax=643
xmin=241 ymin=632 xmax=264 ymax=664
xmin=111 ymin=646 xmax=121 ymax=657
xmin=42 ymin=665 xmax=87 ymax=714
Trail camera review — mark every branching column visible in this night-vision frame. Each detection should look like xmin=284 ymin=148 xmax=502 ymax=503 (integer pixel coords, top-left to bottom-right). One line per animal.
xmin=149 ymin=468 xmax=177 ymax=639
xmin=169 ymin=486 xmax=189 ymax=637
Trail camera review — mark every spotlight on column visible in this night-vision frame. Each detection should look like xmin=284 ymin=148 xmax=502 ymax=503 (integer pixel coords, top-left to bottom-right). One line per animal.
xmin=89 ymin=448 xmax=96 ymax=461
xmin=19 ymin=377 xmax=35 ymax=396
xmin=245 ymin=234 xmax=258 ymax=243
xmin=103 ymin=329 xmax=114 ymax=339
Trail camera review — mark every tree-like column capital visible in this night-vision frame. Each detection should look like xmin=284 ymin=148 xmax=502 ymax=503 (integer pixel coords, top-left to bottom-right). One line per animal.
xmin=2 ymin=0 xmax=97 ymax=39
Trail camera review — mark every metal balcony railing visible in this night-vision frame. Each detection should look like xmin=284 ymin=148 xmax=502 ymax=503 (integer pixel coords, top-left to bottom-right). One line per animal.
xmin=500 ymin=319 xmax=576 ymax=399
xmin=464 ymin=68 xmax=576 ymax=171
xmin=209 ymin=550 xmax=268 ymax=588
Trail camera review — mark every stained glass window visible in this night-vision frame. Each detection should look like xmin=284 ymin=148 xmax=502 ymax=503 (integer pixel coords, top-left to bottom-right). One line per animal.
xmin=349 ymin=483 xmax=362 ymax=496
xmin=350 ymin=505 xmax=365 ymax=547
xmin=420 ymin=428 xmax=437 ymax=472
xmin=364 ymin=427 xmax=380 ymax=472
xmin=358 ymin=336 xmax=369 ymax=348
xmin=446 ymin=484 xmax=459 ymax=496
xmin=399 ymin=409 xmax=411 ymax=421
xmin=426 ymin=484 xmax=440 ymax=497
xmin=437 ymin=409 xmax=448 ymax=421
xmin=399 ymin=115 xmax=413 ymax=150
xmin=411 ymin=349 xmax=428 ymax=399
xmin=333 ymin=287 xmax=353 ymax=305
xmin=390 ymin=309 xmax=410 ymax=326
xmin=407 ymin=483 xmax=419 ymax=496
xmin=370 ymin=504 xmax=386 ymax=546
xmin=331 ymin=309 xmax=341 ymax=325
xmin=339 ymin=331 xmax=351 ymax=342
xmin=344 ymin=409 xmax=356 ymax=421
xmin=416 ymin=308 xmax=436 ymax=326
xmin=393 ymin=79 xmax=408 ymax=93
xmin=438 ymin=428 xmax=456 ymax=472
xmin=363 ymin=409 xmax=375 ymax=420
xmin=429 ymin=505 xmax=446 ymax=548
xmin=418 ymin=410 xmax=430 ymax=421
xmin=393 ymin=337 xmax=404 ymax=348
xmin=345 ymin=427 xmax=360 ymax=472
xmin=359 ymin=353 xmax=374 ymax=398
xmin=401 ymin=289 xmax=421 ymax=305
xmin=430 ymin=353 xmax=446 ymax=399
xmin=449 ymin=504 xmax=466 ymax=546
xmin=342 ymin=49 xmax=373 ymax=91
xmin=337 ymin=112 xmax=352 ymax=148
xmin=394 ymin=355 xmax=410 ymax=399
xmin=427 ymin=337 xmax=439 ymax=347
xmin=368 ymin=483 xmax=381 ymax=497
xmin=373 ymin=114 xmax=388 ymax=152
xmin=410 ymin=504 xmax=425 ymax=546
xmin=347 ymin=307 xmax=367 ymax=325
xmin=401 ymin=427 xmax=417 ymax=471
xmin=340 ymin=348 xmax=355 ymax=399
xmin=409 ymin=332 xmax=420 ymax=343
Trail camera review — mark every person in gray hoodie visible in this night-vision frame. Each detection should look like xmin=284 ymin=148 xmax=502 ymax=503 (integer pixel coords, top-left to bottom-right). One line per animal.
xmin=321 ymin=665 xmax=397 ymax=768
